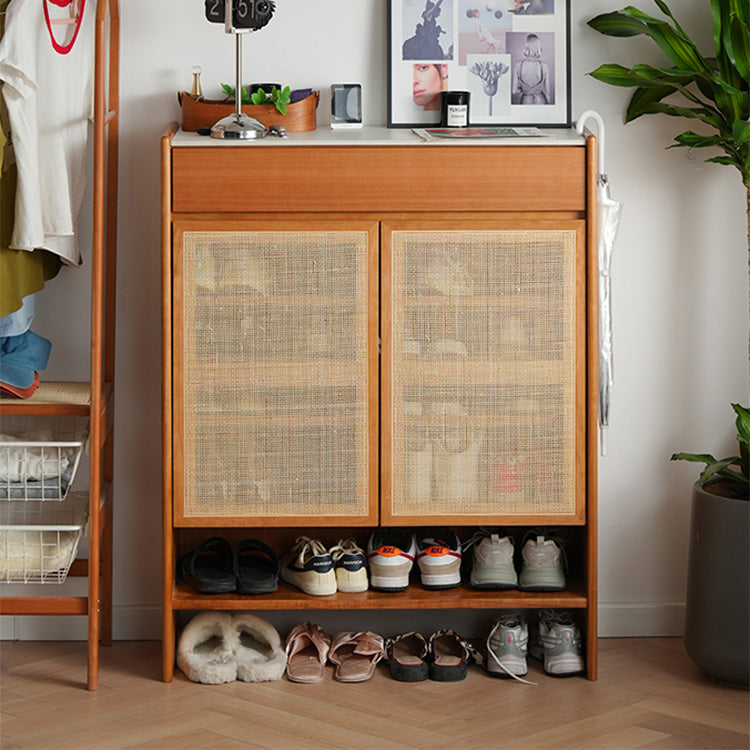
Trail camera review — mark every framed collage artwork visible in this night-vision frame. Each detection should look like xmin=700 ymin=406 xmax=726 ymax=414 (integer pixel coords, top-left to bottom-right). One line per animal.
xmin=388 ymin=0 xmax=570 ymax=128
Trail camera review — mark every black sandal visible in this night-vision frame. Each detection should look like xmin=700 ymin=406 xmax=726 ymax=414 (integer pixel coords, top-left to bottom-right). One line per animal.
xmin=233 ymin=538 xmax=280 ymax=595
xmin=177 ymin=536 xmax=236 ymax=594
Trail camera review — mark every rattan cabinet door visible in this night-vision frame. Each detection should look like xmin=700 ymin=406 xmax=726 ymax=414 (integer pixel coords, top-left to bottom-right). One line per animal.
xmin=382 ymin=219 xmax=586 ymax=525
xmin=173 ymin=219 xmax=379 ymax=526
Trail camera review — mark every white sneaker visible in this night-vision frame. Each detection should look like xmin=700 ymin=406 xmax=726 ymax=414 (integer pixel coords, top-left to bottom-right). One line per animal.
xmin=415 ymin=528 xmax=462 ymax=589
xmin=486 ymin=614 xmax=534 ymax=683
xmin=280 ymin=537 xmax=337 ymax=596
xmin=367 ymin=530 xmax=416 ymax=592
xmin=530 ymin=610 xmax=585 ymax=676
xmin=329 ymin=538 xmax=368 ymax=593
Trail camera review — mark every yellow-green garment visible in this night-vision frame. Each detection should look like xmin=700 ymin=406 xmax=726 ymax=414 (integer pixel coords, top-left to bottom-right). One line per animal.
xmin=0 ymin=0 xmax=62 ymax=318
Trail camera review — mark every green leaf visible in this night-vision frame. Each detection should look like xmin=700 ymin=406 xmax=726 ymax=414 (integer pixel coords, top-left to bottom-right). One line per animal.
xmin=732 ymin=119 xmax=750 ymax=144
xmin=673 ymin=131 xmax=723 ymax=148
xmin=628 ymin=100 xmax=725 ymax=131
xmin=705 ymin=154 xmax=743 ymax=169
xmin=671 ymin=452 xmax=717 ymax=465
xmin=646 ymin=21 xmax=712 ymax=74
xmin=698 ymin=456 xmax=744 ymax=486
xmin=652 ymin=0 xmax=688 ymax=37
xmin=734 ymin=403 xmax=750 ymax=443
xmin=729 ymin=14 xmax=750 ymax=83
xmin=588 ymin=11 xmax=648 ymax=37
xmin=221 ymin=83 xmax=235 ymax=98
xmin=589 ymin=63 xmax=668 ymax=88
xmin=624 ymin=84 xmax=674 ymax=120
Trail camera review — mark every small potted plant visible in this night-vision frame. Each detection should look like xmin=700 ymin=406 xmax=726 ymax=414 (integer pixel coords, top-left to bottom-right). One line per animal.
xmin=179 ymin=82 xmax=319 ymax=133
xmin=672 ymin=404 xmax=749 ymax=687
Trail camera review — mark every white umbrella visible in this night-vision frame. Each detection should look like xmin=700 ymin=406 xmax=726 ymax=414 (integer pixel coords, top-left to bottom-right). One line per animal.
xmin=576 ymin=111 xmax=622 ymax=457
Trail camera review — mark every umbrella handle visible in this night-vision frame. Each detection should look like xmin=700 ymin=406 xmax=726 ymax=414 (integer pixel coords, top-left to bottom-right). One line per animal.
xmin=576 ymin=110 xmax=605 ymax=175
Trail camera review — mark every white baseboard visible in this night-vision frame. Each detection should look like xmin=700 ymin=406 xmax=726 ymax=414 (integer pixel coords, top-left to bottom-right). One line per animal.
xmin=598 ymin=602 xmax=685 ymax=637
xmin=1 ymin=602 xmax=686 ymax=640
xmin=0 ymin=606 xmax=162 ymax=641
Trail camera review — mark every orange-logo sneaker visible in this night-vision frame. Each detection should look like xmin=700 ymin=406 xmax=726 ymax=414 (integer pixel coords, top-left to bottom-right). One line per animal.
xmin=367 ymin=531 xmax=416 ymax=592
xmin=416 ymin=529 xmax=462 ymax=590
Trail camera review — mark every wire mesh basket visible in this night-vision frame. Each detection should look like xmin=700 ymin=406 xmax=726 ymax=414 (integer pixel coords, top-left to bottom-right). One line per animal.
xmin=0 ymin=428 xmax=86 ymax=502
xmin=0 ymin=492 xmax=88 ymax=584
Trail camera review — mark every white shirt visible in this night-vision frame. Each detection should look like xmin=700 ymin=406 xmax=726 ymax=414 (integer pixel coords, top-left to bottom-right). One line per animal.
xmin=0 ymin=0 xmax=94 ymax=265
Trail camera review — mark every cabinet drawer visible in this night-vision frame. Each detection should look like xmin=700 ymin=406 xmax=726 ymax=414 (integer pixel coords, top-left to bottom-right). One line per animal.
xmin=171 ymin=145 xmax=586 ymax=214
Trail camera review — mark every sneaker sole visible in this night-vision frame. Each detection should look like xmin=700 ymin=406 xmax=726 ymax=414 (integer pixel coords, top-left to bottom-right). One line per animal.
xmin=544 ymin=654 xmax=585 ymax=676
xmin=281 ymin=569 xmax=337 ymax=596
xmin=420 ymin=570 xmax=461 ymax=589
xmin=369 ymin=575 xmax=409 ymax=592
xmin=335 ymin=569 xmax=368 ymax=593
xmin=487 ymin=654 xmax=528 ymax=677
xmin=519 ymin=568 xmax=565 ymax=591
xmin=471 ymin=563 xmax=517 ymax=589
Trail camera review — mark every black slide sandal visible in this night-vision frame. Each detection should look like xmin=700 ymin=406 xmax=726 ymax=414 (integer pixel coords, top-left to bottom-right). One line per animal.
xmin=177 ymin=536 xmax=236 ymax=594
xmin=233 ymin=538 xmax=280 ymax=595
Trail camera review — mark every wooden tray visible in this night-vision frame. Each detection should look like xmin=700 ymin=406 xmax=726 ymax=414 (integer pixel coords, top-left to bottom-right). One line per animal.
xmin=179 ymin=90 xmax=319 ymax=132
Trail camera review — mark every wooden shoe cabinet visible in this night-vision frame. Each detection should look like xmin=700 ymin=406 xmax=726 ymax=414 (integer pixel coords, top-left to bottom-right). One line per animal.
xmin=161 ymin=127 xmax=599 ymax=680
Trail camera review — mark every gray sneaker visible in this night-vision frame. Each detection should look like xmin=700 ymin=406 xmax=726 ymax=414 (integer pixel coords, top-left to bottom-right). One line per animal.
xmin=464 ymin=529 xmax=518 ymax=589
xmin=530 ymin=610 xmax=585 ymax=676
xmin=486 ymin=614 xmax=530 ymax=680
xmin=519 ymin=530 xmax=566 ymax=591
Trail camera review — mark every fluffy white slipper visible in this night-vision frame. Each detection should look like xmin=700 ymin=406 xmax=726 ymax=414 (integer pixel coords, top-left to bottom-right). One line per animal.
xmin=176 ymin=611 xmax=237 ymax=684
xmin=232 ymin=613 xmax=286 ymax=682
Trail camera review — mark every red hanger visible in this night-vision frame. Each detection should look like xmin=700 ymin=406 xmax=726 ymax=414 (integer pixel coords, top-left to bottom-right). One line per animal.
xmin=43 ymin=0 xmax=86 ymax=55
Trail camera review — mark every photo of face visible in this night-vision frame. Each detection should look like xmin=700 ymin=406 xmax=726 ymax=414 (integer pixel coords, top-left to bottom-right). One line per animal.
xmin=412 ymin=63 xmax=448 ymax=110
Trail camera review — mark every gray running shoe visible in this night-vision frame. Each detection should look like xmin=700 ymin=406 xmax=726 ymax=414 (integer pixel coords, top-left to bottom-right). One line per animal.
xmin=464 ymin=529 xmax=518 ymax=589
xmin=519 ymin=529 xmax=566 ymax=591
xmin=486 ymin=614 xmax=530 ymax=680
xmin=530 ymin=610 xmax=585 ymax=676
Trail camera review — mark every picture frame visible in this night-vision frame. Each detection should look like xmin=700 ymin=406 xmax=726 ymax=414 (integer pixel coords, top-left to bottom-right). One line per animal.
xmin=387 ymin=0 xmax=570 ymax=128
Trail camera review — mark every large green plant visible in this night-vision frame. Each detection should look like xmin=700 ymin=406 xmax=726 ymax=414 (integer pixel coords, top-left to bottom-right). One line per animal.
xmin=588 ymin=0 xmax=750 ymax=264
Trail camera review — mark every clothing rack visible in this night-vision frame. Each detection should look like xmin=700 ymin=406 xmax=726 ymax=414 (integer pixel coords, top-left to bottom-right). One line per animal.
xmin=0 ymin=0 xmax=119 ymax=691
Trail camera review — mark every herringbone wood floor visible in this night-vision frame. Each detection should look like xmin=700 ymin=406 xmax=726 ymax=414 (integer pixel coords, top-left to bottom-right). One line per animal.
xmin=1 ymin=638 xmax=748 ymax=749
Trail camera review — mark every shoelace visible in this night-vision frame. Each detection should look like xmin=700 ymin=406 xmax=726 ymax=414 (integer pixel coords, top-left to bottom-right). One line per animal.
xmin=485 ymin=621 xmax=537 ymax=686
xmin=329 ymin=537 xmax=364 ymax=560
xmin=292 ymin=536 xmax=329 ymax=564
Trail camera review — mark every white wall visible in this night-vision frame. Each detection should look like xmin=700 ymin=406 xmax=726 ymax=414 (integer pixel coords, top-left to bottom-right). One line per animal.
xmin=3 ymin=0 xmax=747 ymax=640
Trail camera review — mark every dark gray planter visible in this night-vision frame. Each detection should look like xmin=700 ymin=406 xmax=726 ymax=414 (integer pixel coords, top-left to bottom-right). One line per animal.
xmin=684 ymin=481 xmax=749 ymax=688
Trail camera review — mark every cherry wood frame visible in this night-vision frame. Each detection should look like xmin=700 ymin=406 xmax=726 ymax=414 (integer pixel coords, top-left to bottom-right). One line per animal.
xmin=0 ymin=0 xmax=119 ymax=691
xmin=161 ymin=129 xmax=599 ymax=681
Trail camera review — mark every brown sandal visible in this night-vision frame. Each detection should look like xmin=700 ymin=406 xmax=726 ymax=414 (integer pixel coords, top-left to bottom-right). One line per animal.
xmin=284 ymin=622 xmax=331 ymax=683
xmin=328 ymin=631 xmax=384 ymax=682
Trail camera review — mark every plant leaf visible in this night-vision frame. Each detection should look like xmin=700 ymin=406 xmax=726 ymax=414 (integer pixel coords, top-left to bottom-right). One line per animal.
xmin=652 ymin=0 xmax=688 ymax=37
xmin=732 ymin=119 xmax=750 ymax=144
xmin=590 ymin=63 xmax=672 ymax=88
xmin=588 ymin=11 xmax=648 ymax=37
xmin=671 ymin=452 xmax=717 ymax=465
xmin=734 ymin=403 xmax=750 ymax=443
xmin=729 ymin=14 xmax=750 ymax=84
xmin=698 ymin=456 xmax=744 ymax=486
xmin=673 ymin=131 xmax=723 ymax=148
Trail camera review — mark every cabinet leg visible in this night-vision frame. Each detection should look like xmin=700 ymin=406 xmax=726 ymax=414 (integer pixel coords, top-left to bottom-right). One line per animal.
xmin=162 ymin=605 xmax=175 ymax=682
xmin=100 ymin=506 xmax=114 ymax=647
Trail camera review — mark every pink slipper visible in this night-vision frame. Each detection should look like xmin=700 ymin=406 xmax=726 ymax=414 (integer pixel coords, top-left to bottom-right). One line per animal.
xmin=329 ymin=631 xmax=384 ymax=682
